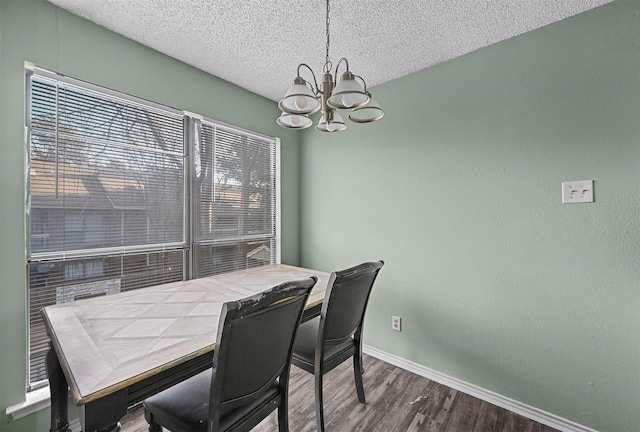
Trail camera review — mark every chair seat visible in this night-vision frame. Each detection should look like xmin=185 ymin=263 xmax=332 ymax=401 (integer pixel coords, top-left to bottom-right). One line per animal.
xmin=291 ymin=317 xmax=355 ymax=372
xmin=143 ymin=369 xmax=280 ymax=432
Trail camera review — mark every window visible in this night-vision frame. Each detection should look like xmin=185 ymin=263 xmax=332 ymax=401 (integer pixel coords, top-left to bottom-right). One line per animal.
xmin=192 ymin=121 xmax=277 ymax=276
xmin=25 ymin=69 xmax=277 ymax=388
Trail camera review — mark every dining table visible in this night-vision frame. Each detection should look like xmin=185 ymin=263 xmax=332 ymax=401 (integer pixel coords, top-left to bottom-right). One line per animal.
xmin=41 ymin=263 xmax=331 ymax=432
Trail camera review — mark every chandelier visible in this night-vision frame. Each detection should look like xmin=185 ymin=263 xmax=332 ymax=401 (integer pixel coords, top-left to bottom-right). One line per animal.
xmin=276 ymin=0 xmax=384 ymax=132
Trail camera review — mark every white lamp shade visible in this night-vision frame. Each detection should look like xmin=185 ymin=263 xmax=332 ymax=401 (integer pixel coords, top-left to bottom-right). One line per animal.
xmin=327 ymin=72 xmax=369 ymax=109
xmin=277 ymin=112 xmax=313 ymax=129
xmin=278 ymin=79 xmax=320 ymax=115
xmin=316 ymin=111 xmax=347 ymax=132
xmin=348 ymin=97 xmax=384 ymax=123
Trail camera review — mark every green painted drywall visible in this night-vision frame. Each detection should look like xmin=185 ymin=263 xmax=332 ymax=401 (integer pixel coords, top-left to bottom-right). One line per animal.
xmin=298 ymin=1 xmax=639 ymax=431
xmin=0 ymin=1 xmax=299 ymax=430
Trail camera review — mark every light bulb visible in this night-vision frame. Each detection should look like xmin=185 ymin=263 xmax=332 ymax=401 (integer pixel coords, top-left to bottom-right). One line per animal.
xmin=327 ymin=122 xmax=337 ymax=132
xmin=342 ymin=94 xmax=356 ymax=108
xmin=290 ymin=115 xmax=300 ymax=126
xmin=294 ymin=96 xmax=308 ymax=111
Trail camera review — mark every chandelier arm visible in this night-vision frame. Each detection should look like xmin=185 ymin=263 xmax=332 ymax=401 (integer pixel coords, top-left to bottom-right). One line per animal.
xmin=333 ymin=57 xmax=350 ymax=77
xmin=353 ymin=74 xmax=369 ymax=93
xmin=296 ymin=63 xmax=321 ymax=95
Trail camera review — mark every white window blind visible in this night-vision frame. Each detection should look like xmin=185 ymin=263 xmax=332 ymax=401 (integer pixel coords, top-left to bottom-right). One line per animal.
xmin=27 ymin=72 xmax=186 ymax=257
xmin=26 ymin=71 xmax=187 ymax=387
xmin=25 ymin=69 xmax=278 ymax=388
xmin=192 ymin=121 xmax=277 ymax=277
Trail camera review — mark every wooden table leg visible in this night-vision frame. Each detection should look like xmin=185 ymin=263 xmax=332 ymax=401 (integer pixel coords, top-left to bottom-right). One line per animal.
xmin=46 ymin=346 xmax=71 ymax=432
xmin=47 ymin=344 xmax=126 ymax=432
xmin=80 ymin=389 xmax=127 ymax=432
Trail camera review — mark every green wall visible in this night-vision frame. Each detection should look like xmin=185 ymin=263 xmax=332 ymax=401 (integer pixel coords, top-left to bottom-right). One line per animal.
xmin=299 ymin=1 xmax=639 ymax=431
xmin=0 ymin=1 xmax=299 ymax=430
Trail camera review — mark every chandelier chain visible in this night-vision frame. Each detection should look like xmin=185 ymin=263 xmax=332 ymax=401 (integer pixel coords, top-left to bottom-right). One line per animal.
xmin=324 ymin=0 xmax=331 ymax=72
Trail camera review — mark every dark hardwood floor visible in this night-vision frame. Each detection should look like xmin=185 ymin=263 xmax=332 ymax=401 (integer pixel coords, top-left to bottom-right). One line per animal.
xmin=121 ymin=354 xmax=558 ymax=432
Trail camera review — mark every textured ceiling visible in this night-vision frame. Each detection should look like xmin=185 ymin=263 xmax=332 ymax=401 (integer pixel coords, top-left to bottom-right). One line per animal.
xmin=47 ymin=0 xmax=613 ymax=102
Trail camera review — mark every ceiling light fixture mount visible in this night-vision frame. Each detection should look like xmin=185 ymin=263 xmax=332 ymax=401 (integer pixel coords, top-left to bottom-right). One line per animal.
xmin=277 ymin=0 xmax=384 ymax=132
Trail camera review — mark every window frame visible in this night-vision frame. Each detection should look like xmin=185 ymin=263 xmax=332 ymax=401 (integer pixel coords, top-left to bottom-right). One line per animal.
xmin=24 ymin=66 xmax=280 ymax=391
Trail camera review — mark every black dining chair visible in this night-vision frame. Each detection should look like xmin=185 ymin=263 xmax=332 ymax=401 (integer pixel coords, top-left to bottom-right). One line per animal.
xmin=143 ymin=276 xmax=318 ymax=432
xmin=290 ymin=260 xmax=384 ymax=432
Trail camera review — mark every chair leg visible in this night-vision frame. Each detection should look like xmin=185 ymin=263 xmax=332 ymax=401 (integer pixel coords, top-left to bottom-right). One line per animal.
xmin=314 ymin=369 xmax=325 ymax=432
xmin=278 ymin=396 xmax=289 ymax=432
xmin=148 ymin=420 xmax=162 ymax=432
xmin=144 ymin=410 xmax=162 ymax=432
xmin=353 ymin=353 xmax=366 ymax=403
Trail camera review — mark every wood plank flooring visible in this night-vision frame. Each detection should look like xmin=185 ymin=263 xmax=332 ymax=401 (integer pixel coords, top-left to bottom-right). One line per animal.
xmin=120 ymin=354 xmax=558 ymax=432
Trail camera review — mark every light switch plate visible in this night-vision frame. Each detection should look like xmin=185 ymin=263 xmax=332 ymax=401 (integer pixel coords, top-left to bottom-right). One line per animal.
xmin=562 ymin=180 xmax=594 ymax=203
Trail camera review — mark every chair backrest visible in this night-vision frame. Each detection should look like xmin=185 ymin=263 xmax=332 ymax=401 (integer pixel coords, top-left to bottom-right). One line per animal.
xmin=209 ymin=276 xmax=317 ymax=424
xmin=320 ymin=260 xmax=384 ymax=345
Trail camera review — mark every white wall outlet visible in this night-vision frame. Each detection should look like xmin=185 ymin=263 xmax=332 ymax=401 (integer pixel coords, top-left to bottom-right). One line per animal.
xmin=562 ymin=180 xmax=594 ymax=204
xmin=392 ymin=316 xmax=401 ymax=331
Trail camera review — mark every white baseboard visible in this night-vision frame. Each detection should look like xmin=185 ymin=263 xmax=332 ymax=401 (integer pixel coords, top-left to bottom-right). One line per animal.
xmin=362 ymin=345 xmax=597 ymax=432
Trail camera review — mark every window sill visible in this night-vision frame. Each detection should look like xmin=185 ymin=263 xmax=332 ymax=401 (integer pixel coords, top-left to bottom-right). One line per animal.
xmin=5 ymin=386 xmax=51 ymax=420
